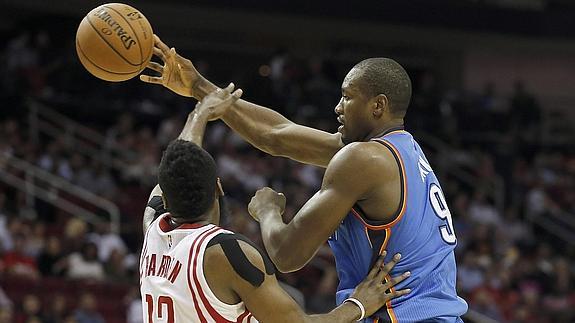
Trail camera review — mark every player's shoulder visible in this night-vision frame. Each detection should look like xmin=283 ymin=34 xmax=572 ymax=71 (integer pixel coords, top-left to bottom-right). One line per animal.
xmin=204 ymin=233 xmax=275 ymax=287
xmin=205 ymin=233 xmax=269 ymax=271
xmin=326 ymin=141 xmax=397 ymax=176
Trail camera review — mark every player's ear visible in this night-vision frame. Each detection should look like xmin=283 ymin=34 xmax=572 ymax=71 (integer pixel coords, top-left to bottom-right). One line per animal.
xmin=372 ymin=94 xmax=388 ymax=118
xmin=216 ymin=178 xmax=225 ymax=197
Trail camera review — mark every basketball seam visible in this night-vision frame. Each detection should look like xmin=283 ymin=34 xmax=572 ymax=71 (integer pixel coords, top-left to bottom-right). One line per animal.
xmin=77 ymin=40 xmax=139 ymax=75
xmin=103 ymin=5 xmax=145 ymax=69
xmin=85 ymin=15 xmax=140 ymax=67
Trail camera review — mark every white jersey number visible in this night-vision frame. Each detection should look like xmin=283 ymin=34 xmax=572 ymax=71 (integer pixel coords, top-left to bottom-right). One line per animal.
xmin=145 ymin=294 xmax=175 ymax=323
xmin=429 ymin=184 xmax=457 ymax=244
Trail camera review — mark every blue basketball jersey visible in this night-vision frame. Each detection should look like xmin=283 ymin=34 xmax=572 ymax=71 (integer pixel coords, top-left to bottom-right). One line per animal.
xmin=328 ymin=128 xmax=468 ymax=323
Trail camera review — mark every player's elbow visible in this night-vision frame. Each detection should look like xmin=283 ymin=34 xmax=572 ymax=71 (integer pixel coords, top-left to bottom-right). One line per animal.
xmin=270 ymin=248 xmax=306 ymax=273
xmin=273 ymin=259 xmax=302 ymax=274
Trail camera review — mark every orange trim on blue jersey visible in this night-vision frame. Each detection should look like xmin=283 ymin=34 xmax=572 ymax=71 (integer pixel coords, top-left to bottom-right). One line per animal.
xmin=371 ymin=139 xmax=408 ymax=229
xmin=379 ymin=228 xmax=391 ymax=255
xmin=349 ymin=139 xmax=408 ymax=231
xmin=365 ymin=226 xmax=373 ymax=249
xmin=351 ymin=208 xmax=384 ymax=230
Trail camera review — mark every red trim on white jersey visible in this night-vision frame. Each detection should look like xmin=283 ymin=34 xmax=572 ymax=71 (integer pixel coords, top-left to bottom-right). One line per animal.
xmin=186 ymin=226 xmax=218 ymax=322
xmin=190 ymin=227 xmax=235 ymax=322
xmin=142 ymin=214 xmax=257 ymax=323
xmin=236 ymin=310 xmax=250 ymax=323
xmin=139 ymin=224 xmax=153 ymax=287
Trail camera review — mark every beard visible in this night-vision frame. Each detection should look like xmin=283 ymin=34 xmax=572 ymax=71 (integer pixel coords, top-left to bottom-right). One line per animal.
xmin=218 ymin=196 xmax=231 ymax=228
xmin=341 ymin=134 xmax=352 ymax=145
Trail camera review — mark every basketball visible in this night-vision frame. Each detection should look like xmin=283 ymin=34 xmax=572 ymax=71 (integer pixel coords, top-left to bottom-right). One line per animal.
xmin=76 ymin=3 xmax=154 ymax=82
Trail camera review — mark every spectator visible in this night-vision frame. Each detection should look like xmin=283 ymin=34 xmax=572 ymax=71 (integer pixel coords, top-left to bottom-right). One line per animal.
xmin=0 ymin=307 xmax=13 ymax=323
xmin=468 ymin=190 xmax=502 ymax=226
xmin=66 ymin=242 xmax=105 ymax=281
xmin=2 ymin=233 xmax=39 ymax=279
xmin=87 ymin=223 xmax=127 ymax=263
xmin=63 ymin=218 xmax=88 ymax=254
xmin=104 ymin=250 xmax=130 ymax=282
xmin=16 ymin=294 xmax=43 ymax=323
xmin=125 ymin=288 xmax=143 ymax=323
xmin=25 ymin=222 xmax=45 ymax=258
xmin=43 ymin=294 xmax=69 ymax=323
xmin=37 ymin=236 xmax=66 ymax=277
xmin=73 ymin=293 xmax=105 ymax=323
xmin=458 ymin=252 xmax=484 ymax=293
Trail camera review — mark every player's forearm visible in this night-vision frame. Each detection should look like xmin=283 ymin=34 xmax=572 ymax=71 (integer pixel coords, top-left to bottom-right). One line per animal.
xmin=259 ymin=211 xmax=312 ymax=273
xmin=221 ymin=99 xmax=293 ymax=156
xmin=191 ymin=75 xmax=219 ymax=99
xmin=191 ymin=76 xmax=294 ymax=156
xmin=178 ymin=109 xmax=209 ymax=146
xmin=306 ymin=302 xmax=362 ymax=323
xmin=189 ymin=74 xmax=276 ymax=150
xmin=222 ymin=100 xmax=343 ymax=167
xmin=192 ymin=75 xmax=341 ymax=167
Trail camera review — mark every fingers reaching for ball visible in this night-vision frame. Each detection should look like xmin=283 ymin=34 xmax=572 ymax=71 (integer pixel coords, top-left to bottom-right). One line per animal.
xmin=139 ymin=34 xmax=205 ymax=98
xmin=153 ymin=34 xmax=171 ymax=56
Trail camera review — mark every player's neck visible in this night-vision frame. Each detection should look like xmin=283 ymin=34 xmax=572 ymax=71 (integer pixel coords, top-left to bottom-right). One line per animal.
xmin=169 ymin=216 xmax=212 ymax=227
xmin=367 ymin=119 xmax=404 ymax=140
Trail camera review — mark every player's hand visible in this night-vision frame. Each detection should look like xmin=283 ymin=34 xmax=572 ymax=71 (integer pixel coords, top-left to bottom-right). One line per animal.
xmin=196 ymin=83 xmax=242 ymax=119
xmin=140 ymin=34 xmax=201 ymax=98
xmin=349 ymin=252 xmax=411 ymax=319
xmin=248 ymin=187 xmax=286 ymax=222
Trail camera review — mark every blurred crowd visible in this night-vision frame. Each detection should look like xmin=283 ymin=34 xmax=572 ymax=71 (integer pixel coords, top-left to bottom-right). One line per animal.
xmin=0 ymin=28 xmax=574 ymax=323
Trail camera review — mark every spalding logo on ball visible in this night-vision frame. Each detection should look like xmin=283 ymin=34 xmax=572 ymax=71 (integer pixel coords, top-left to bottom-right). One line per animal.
xmin=76 ymin=3 xmax=154 ymax=82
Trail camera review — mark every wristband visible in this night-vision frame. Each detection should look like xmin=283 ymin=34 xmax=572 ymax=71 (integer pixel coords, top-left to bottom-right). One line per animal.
xmin=343 ymin=297 xmax=366 ymax=321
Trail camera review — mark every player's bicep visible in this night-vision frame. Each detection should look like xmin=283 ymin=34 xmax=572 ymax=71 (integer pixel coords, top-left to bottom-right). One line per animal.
xmin=238 ymin=266 xmax=306 ymax=322
xmin=206 ymin=238 xmax=305 ymax=323
xmin=289 ymin=144 xmax=376 ymax=247
xmin=290 ymin=185 xmax=358 ymax=250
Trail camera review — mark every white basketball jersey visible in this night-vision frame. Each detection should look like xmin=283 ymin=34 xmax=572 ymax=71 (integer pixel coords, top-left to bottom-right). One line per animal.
xmin=140 ymin=213 xmax=257 ymax=323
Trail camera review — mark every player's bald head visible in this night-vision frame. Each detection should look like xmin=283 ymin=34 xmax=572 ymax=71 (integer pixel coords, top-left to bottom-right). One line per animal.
xmin=351 ymin=58 xmax=412 ymax=118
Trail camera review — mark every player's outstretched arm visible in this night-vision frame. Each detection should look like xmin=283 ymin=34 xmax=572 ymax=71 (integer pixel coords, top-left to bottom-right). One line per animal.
xmin=140 ymin=35 xmax=343 ymax=168
xmin=142 ymin=85 xmax=242 ymax=232
xmin=205 ymin=238 xmax=410 ymax=323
